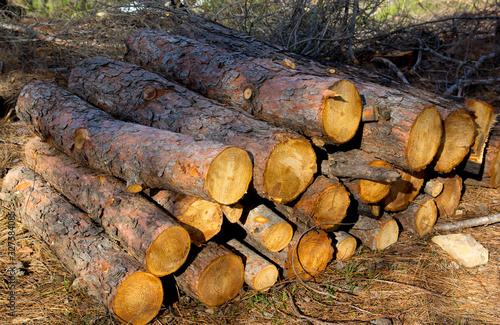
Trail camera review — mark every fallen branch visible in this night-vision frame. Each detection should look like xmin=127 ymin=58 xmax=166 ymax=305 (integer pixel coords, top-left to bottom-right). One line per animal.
xmin=371 ymin=56 xmax=410 ymax=85
xmin=0 ymin=21 xmax=73 ymax=47
xmin=433 ymin=213 xmax=500 ymax=232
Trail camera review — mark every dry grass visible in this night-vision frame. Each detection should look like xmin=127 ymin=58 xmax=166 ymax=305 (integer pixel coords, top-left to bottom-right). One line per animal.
xmin=0 ymin=2 xmax=499 ymax=324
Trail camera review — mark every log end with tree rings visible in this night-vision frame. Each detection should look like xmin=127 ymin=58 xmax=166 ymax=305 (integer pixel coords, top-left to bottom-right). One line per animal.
xmin=177 ymin=199 xmax=223 ymax=245
xmin=322 ymin=79 xmax=363 ymax=144
xmin=375 ymin=218 xmax=399 ymax=251
xmin=206 ymin=147 xmax=253 ymax=205
xmin=313 ymin=183 xmax=350 ymax=232
xmin=221 ymin=203 xmax=243 ymax=223
xmin=434 ymin=108 xmax=476 ymax=173
xmin=334 ymin=231 xmax=357 ymax=261
xmin=197 ymin=254 xmax=245 ymax=306
xmin=435 ymin=174 xmax=463 ymax=218
xmin=264 ymin=138 xmax=316 ymax=204
xmin=146 ymin=225 xmax=191 ymax=277
xmin=406 ymin=105 xmax=443 ymax=171
xmin=415 ymin=198 xmax=438 ymax=237
xmin=286 ymin=230 xmax=334 ymax=280
xmin=358 ymin=160 xmax=393 ymax=203
xmin=383 ymin=170 xmax=425 ymax=212
xmin=252 ymin=264 xmax=279 ymax=292
xmin=264 ymin=222 xmax=294 ymax=252
xmin=113 ymin=272 xmax=163 ymax=325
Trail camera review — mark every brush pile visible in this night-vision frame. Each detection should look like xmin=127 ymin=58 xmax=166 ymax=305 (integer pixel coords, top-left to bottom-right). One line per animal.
xmin=1 ymin=16 xmax=498 ymax=325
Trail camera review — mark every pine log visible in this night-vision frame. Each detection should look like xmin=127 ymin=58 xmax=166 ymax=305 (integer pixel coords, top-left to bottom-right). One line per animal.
xmin=226 ymin=239 xmax=279 ymax=292
xmin=24 ymin=138 xmax=191 ymax=276
xmin=349 ymin=215 xmax=399 ymax=251
xmin=342 ymin=179 xmax=382 ymax=218
xmin=175 ymin=242 xmax=244 ymax=307
xmin=434 ymin=108 xmax=476 ymax=173
xmin=238 ymin=204 xmax=294 ymax=253
xmin=435 ymin=174 xmax=463 ymax=218
xmin=124 ymin=29 xmax=363 ymax=145
xmin=464 ymin=124 xmax=500 ymax=188
xmin=68 ymin=57 xmax=317 ymax=204
xmin=275 ymin=175 xmax=350 ymax=232
xmin=424 ymin=178 xmax=444 ymax=197
xmin=221 ymin=203 xmax=244 ymax=223
xmin=393 ymin=194 xmax=438 ymax=237
xmin=382 ymin=169 xmax=426 ymax=212
xmin=462 ymin=99 xmax=497 ymax=174
xmin=15 ymin=80 xmax=252 ymax=205
xmin=333 ymin=231 xmax=358 ymax=261
xmin=1 ymin=166 xmax=163 ymax=325
xmin=150 ymin=189 xmax=223 ymax=246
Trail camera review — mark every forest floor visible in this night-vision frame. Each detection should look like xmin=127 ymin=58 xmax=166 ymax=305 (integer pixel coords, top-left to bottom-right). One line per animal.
xmin=1 ymin=3 xmax=499 ymax=325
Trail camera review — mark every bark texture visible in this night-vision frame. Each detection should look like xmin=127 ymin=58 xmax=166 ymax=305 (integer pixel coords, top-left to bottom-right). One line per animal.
xmin=68 ymin=57 xmax=317 ymax=204
xmin=15 ymin=80 xmax=252 ymax=205
xmin=1 ymin=166 xmax=163 ymax=325
xmin=24 ymin=138 xmax=191 ymax=276
xmin=124 ymin=29 xmax=363 ymax=144
xmin=349 ymin=215 xmax=399 ymax=251
xmin=393 ymin=194 xmax=438 ymax=237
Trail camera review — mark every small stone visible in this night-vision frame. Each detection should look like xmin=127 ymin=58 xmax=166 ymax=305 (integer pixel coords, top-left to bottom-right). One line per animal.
xmin=432 ymin=234 xmax=488 ymax=268
xmin=205 ymin=308 xmax=215 ymax=315
xmin=370 ymin=318 xmax=392 ymax=325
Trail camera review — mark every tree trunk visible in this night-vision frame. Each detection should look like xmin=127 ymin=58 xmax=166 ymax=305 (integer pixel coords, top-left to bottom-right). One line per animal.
xmin=68 ymin=57 xmax=317 ymax=204
xmin=15 ymin=80 xmax=252 ymax=205
xmin=226 ymin=239 xmax=279 ymax=292
xmin=175 ymin=242 xmax=244 ymax=307
xmin=238 ymin=204 xmax=294 ymax=253
xmin=382 ymin=169 xmax=426 ymax=212
xmin=149 ymin=189 xmax=223 ymax=246
xmin=435 ymin=174 xmax=463 ymax=218
xmin=275 ymin=175 xmax=351 ymax=232
xmin=124 ymin=29 xmax=363 ymax=145
xmin=393 ymin=194 xmax=438 ymax=237
xmin=1 ymin=166 xmax=163 ymax=325
xmin=333 ymin=231 xmax=358 ymax=261
xmin=349 ymin=215 xmax=399 ymax=251
xmin=24 ymin=138 xmax=191 ymax=277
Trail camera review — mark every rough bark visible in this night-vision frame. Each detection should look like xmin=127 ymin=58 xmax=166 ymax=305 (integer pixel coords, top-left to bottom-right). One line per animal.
xmin=238 ymin=204 xmax=294 ymax=253
xmin=382 ymin=169 xmax=426 ymax=212
xmin=226 ymin=239 xmax=279 ymax=292
xmin=149 ymin=189 xmax=222 ymax=246
xmin=24 ymin=138 xmax=191 ymax=277
xmin=124 ymin=29 xmax=363 ymax=145
xmin=435 ymin=174 xmax=463 ymax=218
xmin=68 ymin=57 xmax=317 ymax=204
xmin=175 ymin=242 xmax=244 ymax=307
xmin=333 ymin=231 xmax=358 ymax=261
xmin=349 ymin=215 xmax=399 ymax=251
xmin=1 ymin=166 xmax=163 ymax=325
xmin=275 ymin=176 xmax=350 ymax=232
xmin=424 ymin=178 xmax=445 ymax=197
xmin=393 ymin=194 xmax=438 ymax=237
xmin=15 ymin=80 xmax=252 ymax=205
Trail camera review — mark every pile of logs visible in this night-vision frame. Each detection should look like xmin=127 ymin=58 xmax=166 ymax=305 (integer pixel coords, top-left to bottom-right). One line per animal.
xmin=2 ymin=17 xmax=499 ymax=325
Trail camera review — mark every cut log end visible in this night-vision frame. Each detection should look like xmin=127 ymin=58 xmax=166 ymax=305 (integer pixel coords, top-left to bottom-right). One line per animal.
xmin=243 ymin=87 xmax=253 ymax=100
xmin=358 ymin=160 xmax=393 ymax=203
xmin=264 ymin=222 xmax=294 ymax=252
xmin=198 ymin=254 xmax=245 ymax=306
xmin=146 ymin=226 xmax=191 ymax=277
xmin=252 ymin=264 xmax=279 ymax=292
xmin=376 ymin=219 xmax=399 ymax=251
xmin=126 ymin=179 xmax=143 ymax=193
xmin=179 ymin=199 xmax=223 ymax=245
xmin=313 ymin=183 xmax=350 ymax=231
xmin=383 ymin=170 xmax=425 ymax=212
xmin=322 ymin=79 xmax=363 ymax=143
xmin=221 ymin=203 xmax=243 ymax=223
xmin=434 ymin=108 xmax=476 ymax=173
xmin=435 ymin=174 xmax=463 ymax=218
xmin=335 ymin=235 xmax=357 ymax=261
xmin=206 ymin=147 xmax=253 ymax=205
xmin=406 ymin=105 xmax=443 ymax=171
xmin=415 ymin=199 xmax=438 ymax=237
xmin=264 ymin=138 xmax=316 ymax=203
xmin=74 ymin=127 xmax=90 ymax=150
xmin=113 ymin=272 xmax=163 ymax=325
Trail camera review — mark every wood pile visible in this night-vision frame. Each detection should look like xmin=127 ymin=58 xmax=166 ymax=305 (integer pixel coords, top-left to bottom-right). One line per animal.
xmin=2 ymin=18 xmax=499 ymax=325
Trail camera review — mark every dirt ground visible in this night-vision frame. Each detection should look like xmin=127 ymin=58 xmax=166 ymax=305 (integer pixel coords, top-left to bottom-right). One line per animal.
xmin=1 ymin=4 xmax=499 ymax=325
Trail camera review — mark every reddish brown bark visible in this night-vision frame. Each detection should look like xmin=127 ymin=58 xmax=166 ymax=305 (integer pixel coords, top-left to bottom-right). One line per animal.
xmin=1 ymin=166 xmax=163 ymax=325
xmin=175 ymin=242 xmax=244 ymax=306
xmin=124 ymin=29 xmax=363 ymax=145
xmin=393 ymin=194 xmax=438 ymax=237
xmin=150 ymin=189 xmax=223 ymax=246
xmin=24 ymin=138 xmax=191 ymax=277
xmin=15 ymin=80 xmax=252 ymax=205
xmin=349 ymin=215 xmax=399 ymax=251
xmin=68 ymin=57 xmax=316 ymax=204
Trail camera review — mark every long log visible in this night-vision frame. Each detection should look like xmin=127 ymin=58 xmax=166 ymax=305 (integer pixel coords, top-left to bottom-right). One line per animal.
xmin=393 ymin=194 xmax=438 ymax=237
xmin=1 ymin=166 xmax=163 ymax=325
xmin=275 ymin=175 xmax=351 ymax=232
xmin=175 ymin=242 xmax=244 ymax=307
xmin=68 ymin=56 xmax=317 ymax=204
xmin=24 ymin=138 xmax=191 ymax=277
xmin=124 ymin=29 xmax=363 ymax=145
xmin=15 ymin=80 xmax=253 ymax=205
xmin=149 ymin=189 xmax=223 ymax=246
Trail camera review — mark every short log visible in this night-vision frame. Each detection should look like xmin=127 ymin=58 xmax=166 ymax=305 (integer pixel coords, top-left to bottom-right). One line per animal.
xmin=333 ymin=231 xmax=358 ymax=261
xmin=435 ymin=174 xmax=463 ymax=218
xmin=393 ymin=194 xmax=438 ymax=237
xmin=424 ymin=178 xmax=445 ymax=197
xmin=382 ymin=169 xmax=426 ymax=212
xmin=1 ymin=166 xmax=163 ymax=325
xmin=349 ymin=215 xmax=399 ymax=251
